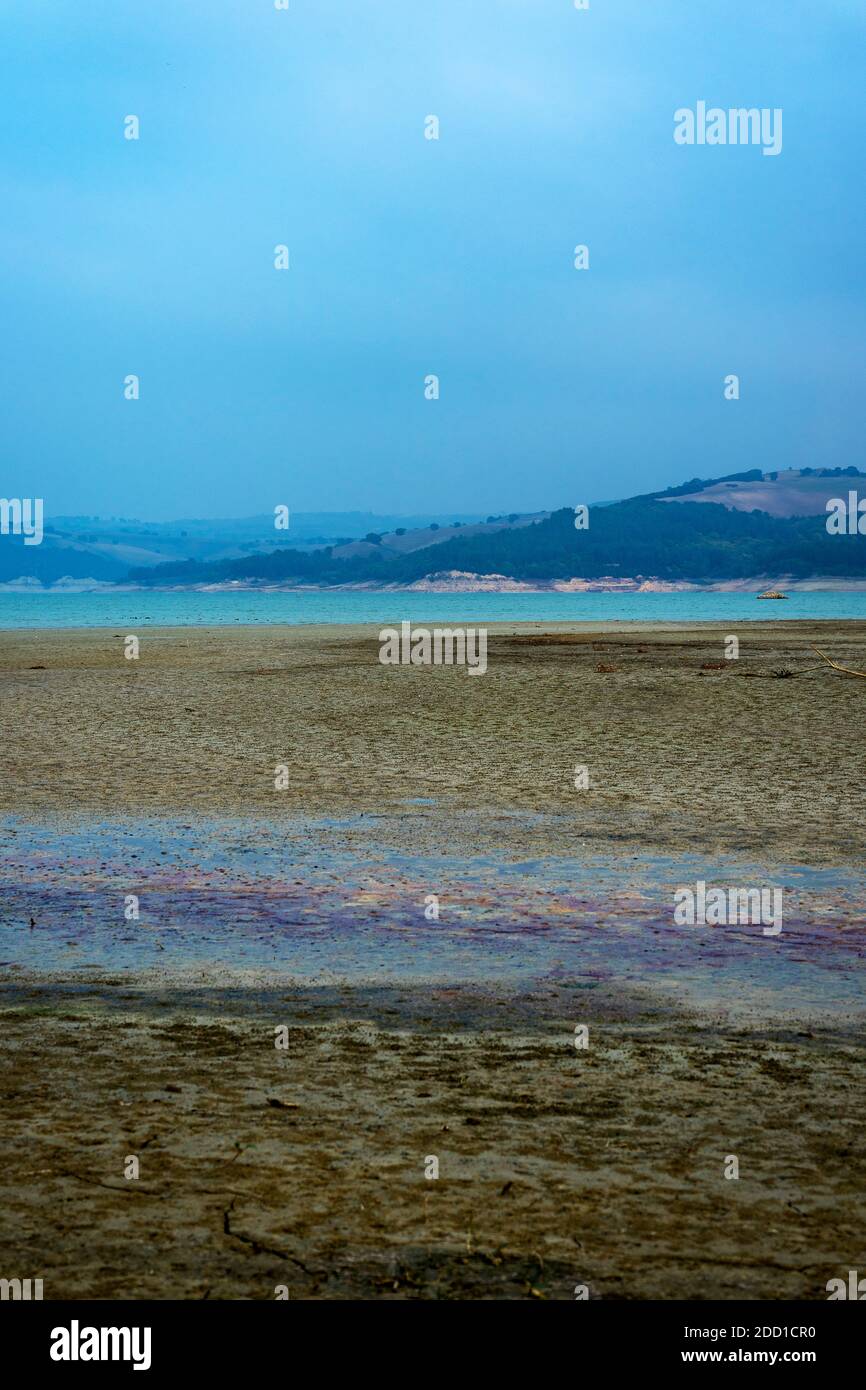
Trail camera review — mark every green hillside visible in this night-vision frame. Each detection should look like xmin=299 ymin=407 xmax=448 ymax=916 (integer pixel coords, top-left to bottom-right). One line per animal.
xmin=127 ymin=480 xmax=866 ymax=588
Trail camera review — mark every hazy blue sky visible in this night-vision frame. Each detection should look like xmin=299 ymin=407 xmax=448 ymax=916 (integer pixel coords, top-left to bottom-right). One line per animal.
xmin=2 ymin=1 xmax=864 ymax=519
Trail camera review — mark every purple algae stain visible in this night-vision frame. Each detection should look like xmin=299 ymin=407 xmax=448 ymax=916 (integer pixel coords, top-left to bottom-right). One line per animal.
xmin=1 ymin=814 xmax=864 ymax=1019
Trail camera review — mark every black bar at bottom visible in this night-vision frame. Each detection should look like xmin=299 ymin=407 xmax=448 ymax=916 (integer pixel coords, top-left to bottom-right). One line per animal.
xmin=2 ymin=1299 xmax=858 ymax=1375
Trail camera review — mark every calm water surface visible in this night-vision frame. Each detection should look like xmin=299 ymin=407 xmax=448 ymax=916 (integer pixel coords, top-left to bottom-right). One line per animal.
xmin=2 ymin=589 xmax=866 ymax=628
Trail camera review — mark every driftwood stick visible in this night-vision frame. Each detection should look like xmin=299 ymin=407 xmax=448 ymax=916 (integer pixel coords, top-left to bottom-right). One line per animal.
xmin=810 ymin=645 xmax=866 ymax=678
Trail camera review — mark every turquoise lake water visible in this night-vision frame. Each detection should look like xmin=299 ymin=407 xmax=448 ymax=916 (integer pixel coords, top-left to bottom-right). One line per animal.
xmin=2 ymin=589 xmax=866 ymax=628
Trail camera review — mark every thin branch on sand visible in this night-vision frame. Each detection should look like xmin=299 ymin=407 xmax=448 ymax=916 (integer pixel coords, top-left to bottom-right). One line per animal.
xmin=810 ymin=645 xmax=866 ymax=678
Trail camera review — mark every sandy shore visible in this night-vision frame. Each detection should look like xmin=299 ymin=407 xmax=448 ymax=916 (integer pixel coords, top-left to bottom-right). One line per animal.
xmin=2 ymin=619 xmax=865 ymax=861
xmin=1 ymin=622 xmax=864 ymax=1299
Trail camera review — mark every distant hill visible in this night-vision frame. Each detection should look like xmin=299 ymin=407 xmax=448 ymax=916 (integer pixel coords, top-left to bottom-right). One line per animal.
xmin=5 ymin=471 xmax=865 ymax=588
xmin=659 ymin=467 xmax=864 ymax=518
xmin=0 ymin=509 xmax=485 ymax=585
xmin=327 ymin=512 xmax=550 ymax=561
xmin=120 ymin=469 xmax=866 ymax=590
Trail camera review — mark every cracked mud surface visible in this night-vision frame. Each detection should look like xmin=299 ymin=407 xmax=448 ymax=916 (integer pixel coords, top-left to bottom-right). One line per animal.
xmin=2 ymin=620 xmax=866 ymax=863
xmin=1 ymin=980 xmax=863 ymax=1300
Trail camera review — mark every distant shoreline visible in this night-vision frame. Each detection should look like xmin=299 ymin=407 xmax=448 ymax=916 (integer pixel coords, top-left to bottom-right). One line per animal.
xmin=6 ymin=573 xmax=866 ymax=595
